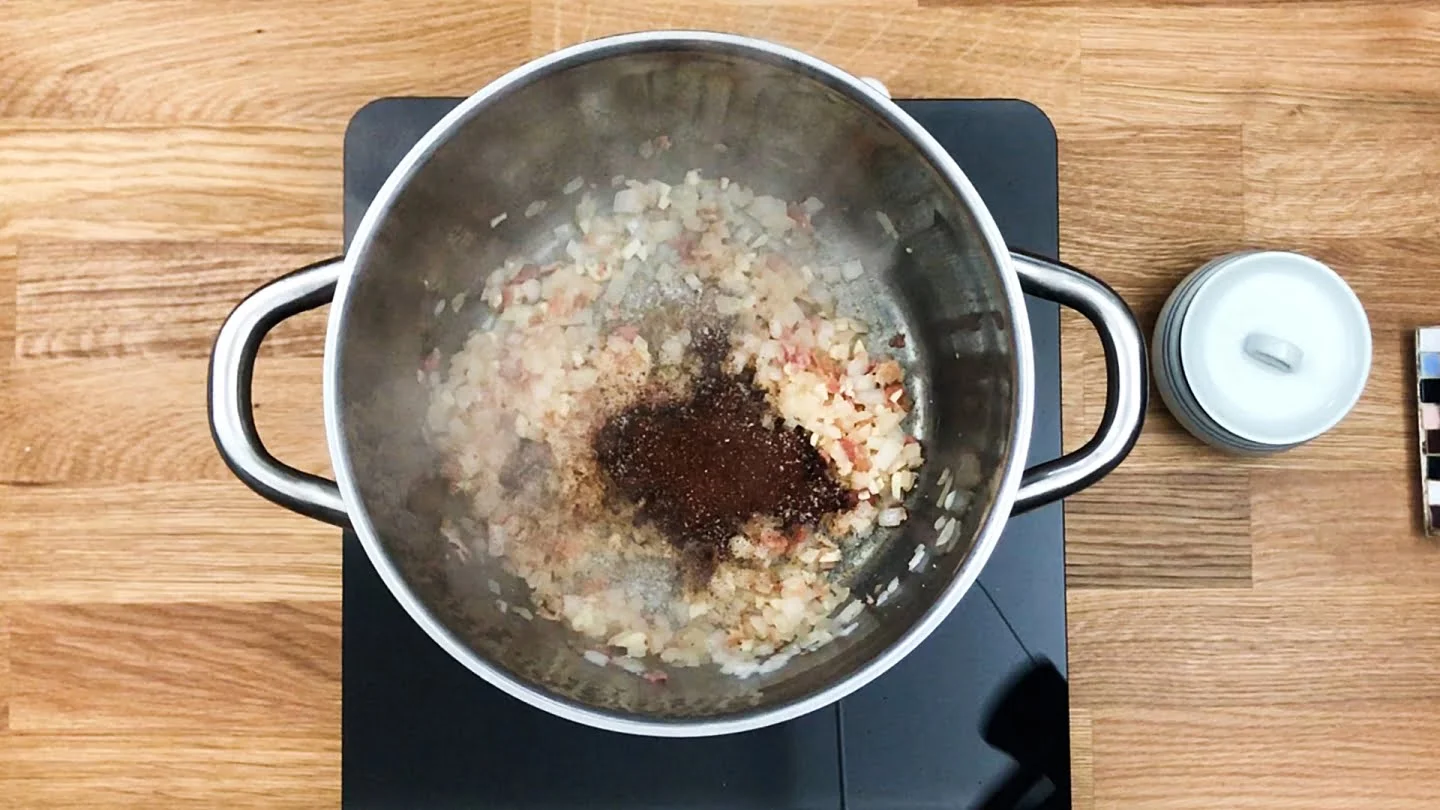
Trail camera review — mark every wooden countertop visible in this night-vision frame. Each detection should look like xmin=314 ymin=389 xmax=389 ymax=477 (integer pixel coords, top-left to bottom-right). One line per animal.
xmin=3 ymin=2 xmax=1439 ymax=807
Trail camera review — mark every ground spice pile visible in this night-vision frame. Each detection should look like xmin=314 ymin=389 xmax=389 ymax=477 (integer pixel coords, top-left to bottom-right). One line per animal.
xmin=594 ymin=327 xmax=853 ymax=581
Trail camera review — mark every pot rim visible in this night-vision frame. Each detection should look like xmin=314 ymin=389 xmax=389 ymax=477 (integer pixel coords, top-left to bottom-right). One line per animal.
xmin=322 ymin=29 xmax=1036 ymax=737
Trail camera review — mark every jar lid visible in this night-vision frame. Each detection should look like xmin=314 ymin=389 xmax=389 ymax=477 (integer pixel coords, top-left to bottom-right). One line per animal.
xmin=1179 ymin=251 xmax=1371 ymax=446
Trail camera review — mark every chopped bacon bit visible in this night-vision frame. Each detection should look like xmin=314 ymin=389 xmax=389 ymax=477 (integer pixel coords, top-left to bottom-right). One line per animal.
xmin=643 ymin=670 xmax=669 ymax=685
xmin=840 ymin=437 xmax=872 ymax=472
xmin=884 ymin=383 xmax=912 ymax=411
xmin=874 ymin=360 xmax=904 ymax=386
xmin=759 ymin=527 xmax=788 ymax=552
xmin=889 ymin=333 xmax=906 ymax=349
xmin=497 ymin=355 xmax=524 ymax=380
xmin=786 ymin=202 xmax=812 ymax=229
xmin=781 ymin=344 xmax=812 ymax=369
xmin=812 ymin=351 xmax=838 ymax=376
xmin=672 ymin=235 xmax=699 ymax=260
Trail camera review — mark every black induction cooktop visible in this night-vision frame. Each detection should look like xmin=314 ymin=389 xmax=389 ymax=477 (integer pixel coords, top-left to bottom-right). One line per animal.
xmin=341 ymin=98 xmax=1068 ymax=810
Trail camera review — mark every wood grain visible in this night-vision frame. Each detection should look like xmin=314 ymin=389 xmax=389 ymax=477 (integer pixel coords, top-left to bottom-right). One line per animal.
xmin=1069 ymin=707 xmax=1094 ymax=810
xmin=1055 ymin=121 xmax=1244 ymax=475
xmin=1252 ymin=469 xmax=1440 ymax=591
xmin=15 ymin=241 xmax=332 ymax=359
xmin=1078 ymin=6 xmax=1440 ymax=126
xmin=0 ymin=482 xmax=338 ymax=603
xmin=0 ymin=612 xmax=9 ymax=732
xmin=0 ymin=357 xmax=329 ymax=484
xmin=1060 ymin=125 xmax=1246 ymax=320
xmin=1 ymin=1 xmax=530 ymax=124
xmin=0 ymin=733 xmax=338 ymax=809
xmin=2 ymin=1 xmax=1439 ymax=806
xmin=1244 ymin=107 xmax=1440 ymax=239
xmin=1066 ymin=469 xmax=1252 ymax=588
xmin=7 ymin=602 xmax=338 ymax=732
xmin=1068 ymin=589 xmax=1440 ymax=707
xmin=0 ymin=123 xmax=342 ymax=242
xmin=1091 ymin=703 xmax=1440 ymax=809
xmin=529 ymin=0 xmax=1084 ymax=113
xmin=0 ymin=246 xmax=16 ymax=393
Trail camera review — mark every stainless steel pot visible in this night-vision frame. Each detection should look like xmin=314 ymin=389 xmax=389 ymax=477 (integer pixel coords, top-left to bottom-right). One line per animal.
xmin=208 ymin=31 xmax=1146 ymax=737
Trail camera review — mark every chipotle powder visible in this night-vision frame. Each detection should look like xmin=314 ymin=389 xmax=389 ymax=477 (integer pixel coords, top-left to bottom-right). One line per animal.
xmin=594 ymin=326 xmax=854 ymax=581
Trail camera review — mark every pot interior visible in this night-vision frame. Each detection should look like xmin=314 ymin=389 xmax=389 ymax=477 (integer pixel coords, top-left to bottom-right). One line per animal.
xmin=334 ymin=38 xmax=1023 ymax=727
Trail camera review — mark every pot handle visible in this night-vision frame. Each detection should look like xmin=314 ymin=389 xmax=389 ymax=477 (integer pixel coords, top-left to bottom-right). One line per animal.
xmin=1009 ymin=250 xmax=1147 ymax=514
xmin=207 ymin=258 xmax=349 ymax=527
